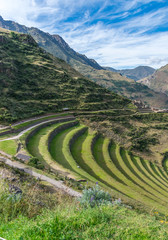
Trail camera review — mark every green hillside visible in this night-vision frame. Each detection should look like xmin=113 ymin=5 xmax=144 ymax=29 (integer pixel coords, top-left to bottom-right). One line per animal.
xmin=0 ymin=28 xmax=131 ymax=122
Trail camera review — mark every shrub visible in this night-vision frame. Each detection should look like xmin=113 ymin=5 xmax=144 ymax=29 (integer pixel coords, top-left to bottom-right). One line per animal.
xmin=28 ymin=157 xmax=45 ymax=170
xmin=79 ymin=183 xmax=112 ymax=208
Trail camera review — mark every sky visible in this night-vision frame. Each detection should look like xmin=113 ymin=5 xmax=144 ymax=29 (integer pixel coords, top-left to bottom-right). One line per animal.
xmin=1 ymin=0 xmax=168 ymax=69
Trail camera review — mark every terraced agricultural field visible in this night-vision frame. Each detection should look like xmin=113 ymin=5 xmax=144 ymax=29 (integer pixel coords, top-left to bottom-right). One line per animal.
xmin=23 ymin=117 xmax=168 ymax=214
xmin=0 ymin=114 xmax=167 ymax=214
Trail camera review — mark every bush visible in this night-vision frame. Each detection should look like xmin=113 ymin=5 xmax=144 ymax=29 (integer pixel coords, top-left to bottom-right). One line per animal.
xmin=28 ymin=157 xmax=45 ymax=170
xmin=79 ymin=183 xmax=112 ymax=208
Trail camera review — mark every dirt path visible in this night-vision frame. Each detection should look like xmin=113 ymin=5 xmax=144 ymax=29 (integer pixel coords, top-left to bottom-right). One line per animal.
xmin=0 ymin=116 xmax=75 ymax=142
xmin=0 ymin=157 xmax=82 ymax=198
xmin=0 ymin=112 xmax=73 ymax=130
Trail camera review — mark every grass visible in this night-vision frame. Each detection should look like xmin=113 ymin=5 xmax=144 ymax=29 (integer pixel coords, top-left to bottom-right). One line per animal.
xmin=26 ymin=121 xmax=78 ymax=176
xmin=158 ymin=167 xmax=168 ymax=182
xmin=80 ymin=131 xmax=135 ymax=196
xmin=118 ymin=148 xmax=168 ymax=212
xmin=0 ymin=140 xmax=17 ymax=155
xmin=134 ymin=157 xmax=168 ymax=191
xmin=151 ymin=163 xmax=168 ymax=183
xmin=125 ymin=151 xmax=168 ymax=201
xmin=1 ymin=204 xmax=168 ymax=240
xmin=62 ymin=125 xmax=97 ymax=181
xmin=49 ymin=126 xmax=80 ymax=172
xmin=142 ymin=159 xmax=168 ymax=187
xmin=132 ymin=156 xmax=168 ymax=194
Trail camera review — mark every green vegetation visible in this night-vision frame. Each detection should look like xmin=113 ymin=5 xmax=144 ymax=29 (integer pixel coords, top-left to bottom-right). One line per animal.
xmin=28 ymin=157 xmax=45 ymax=169
xmin=79 ymin=183 xmax=112 ymax=208
xmin=0 ymin=140 xmax=17 ymax=155
xmin=1 ymin=198 xmax=168 ymax=240
xmin=0 ymin=175 xmax=168 ymax=240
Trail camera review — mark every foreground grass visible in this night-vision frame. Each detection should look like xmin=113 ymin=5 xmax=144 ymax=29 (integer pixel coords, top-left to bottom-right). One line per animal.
xmin=0 ymin=140 xmax=17 ymax=155
xmin=1 ymin=204 xmax=168 ymax=240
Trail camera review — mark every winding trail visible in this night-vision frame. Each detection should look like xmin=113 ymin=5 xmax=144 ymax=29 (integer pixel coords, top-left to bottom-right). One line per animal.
xmin=0 ymin=116 xmax=75 ymax=142
xmin=0 ymin=157 xmax=82 ymax=198
xmin=0 ymin=112 xmax=73 ymax=130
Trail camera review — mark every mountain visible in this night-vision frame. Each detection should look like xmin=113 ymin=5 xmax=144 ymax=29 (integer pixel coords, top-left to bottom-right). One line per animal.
xmin=1 ymin=16 xmax=168 ymax=109
xmin=139 ymin=64 xmax=168 ymax=97
xmin=0 ymin=16 xmax=103 ymax=70
xmin=75 ymin=61 xmax=168 ymax=109
xmin=105 ymin=66 xmax=155 ymax=81
xmin=0 ymin=28 xmax=131 ymax=122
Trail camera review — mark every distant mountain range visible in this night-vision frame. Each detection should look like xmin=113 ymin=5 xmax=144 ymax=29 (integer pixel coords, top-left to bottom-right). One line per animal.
xmin=1 ymin=15 xmax=168 ymax=109
xmin=105 ymin=66 xmax=155 ymax=81
xmin=138 ymin=64 xmax=168 ymax=96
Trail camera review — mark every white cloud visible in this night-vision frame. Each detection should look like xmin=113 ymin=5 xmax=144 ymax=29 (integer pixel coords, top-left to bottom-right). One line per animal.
xmin=0 ymin=0 xmax=168 ymax=69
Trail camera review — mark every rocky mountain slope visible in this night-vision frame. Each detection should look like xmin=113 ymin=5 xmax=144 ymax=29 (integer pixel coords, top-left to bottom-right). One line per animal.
xmin=0 ymin=16 xmax=102 ymax=70
xmin=76 ymin=61 xmax=168 ymax=109
xmin=0 ymin=28 xmax=131 ymax=122
xmin=139 ymin=64 xmax=168 ymax=97
xmin=0 ymin=16 xmax=168 ymax=109
xmin=105 ymin=66 xmax=155 ymax=81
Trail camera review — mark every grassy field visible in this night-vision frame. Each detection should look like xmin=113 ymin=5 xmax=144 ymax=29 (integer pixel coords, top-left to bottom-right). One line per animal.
xmin=1 ymin=203 xmax=168 ymax=240
xmin=0 ymin=140 xmax=17 ymax=155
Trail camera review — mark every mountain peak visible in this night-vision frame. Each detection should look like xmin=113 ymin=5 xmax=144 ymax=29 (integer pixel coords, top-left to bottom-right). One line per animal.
xmin=105 ymin=65 xmax=155 ymax=81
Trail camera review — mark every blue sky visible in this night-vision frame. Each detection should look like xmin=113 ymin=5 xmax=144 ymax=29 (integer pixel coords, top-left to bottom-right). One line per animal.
xmin=1 ymin=0 xmax=168 ymax=69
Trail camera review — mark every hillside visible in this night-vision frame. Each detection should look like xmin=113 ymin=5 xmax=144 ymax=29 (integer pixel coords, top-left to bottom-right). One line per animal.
xmin=105 ymin=66 xmax=155 ymax=81
xmin=0 ymin=28 xmax=131 ymax=122
xmin=1 ymin=16 xmax=167 ymax=109
xmin=139 ymin=64 xmax=168 ymax=97
xmin=75 ymin=61 xmax=168 ymax=109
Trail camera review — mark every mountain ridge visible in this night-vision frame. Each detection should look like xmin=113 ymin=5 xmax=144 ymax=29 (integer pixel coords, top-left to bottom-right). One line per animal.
xmin=105 ymin=66 xmax=155 ymax=81
xmin=0 ymin=16 xmax=103 ymax=70
xmin=1 ymin=16 xmax=168 ymax=109
xmin=139 ymin=64 xmax=168 ymax=97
